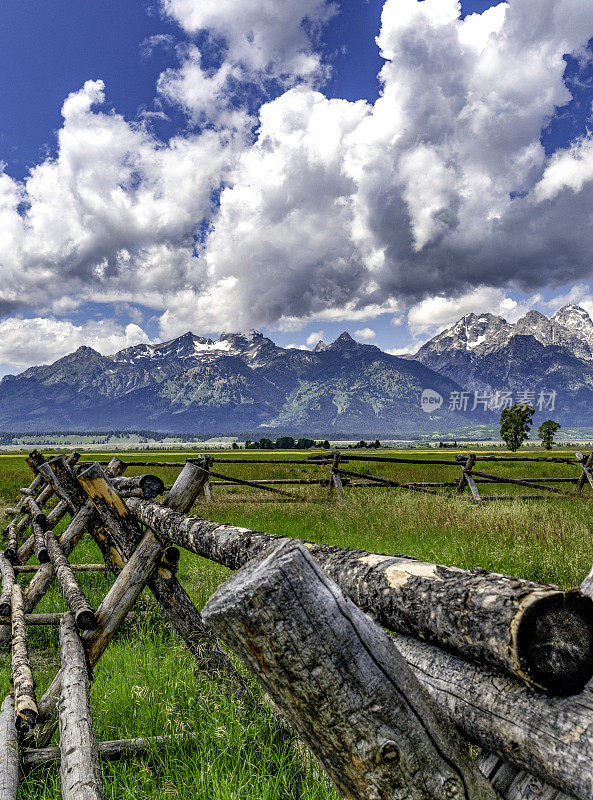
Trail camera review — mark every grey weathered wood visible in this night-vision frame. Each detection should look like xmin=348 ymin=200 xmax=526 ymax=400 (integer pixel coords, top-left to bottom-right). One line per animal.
xmin=469 ymin=468 xmax=575 ymax=496
xmin=575 ymin=452 xmax=593 ymax=493
xmin=22 ymin=732 xmax=200 ymax=769
xmin=457 ymin=454 xmax=481 ymax=501
xmin=13 ymin=564 xmax=106 ymax=573
xmin=15 ymin=499 xmax=70 ymax=566
xmin=126 ymin=499 xmax=593 ymax=694
xmin=164 ymin=458 xmax=212 ymax=512
xmin=37 ymin=457 xmax=85 ymax=514
xmin=10 ymin=450 xmax=80 ymax=565
xmin=45 ymin=531 xmax=96 ymax=630
xmin=23 ymin=496 xmax=46 ymax=527
xmin=0 ymin=507 xmax=93 ymax=647
xmin=34 ymin=528 xmax=164 ymax=746
xmin=0 ymin=460 xmax=126 ymax=646
xmin=30 ymin=518 xmax=49 ymax=565
xmin=477 ymin=753 xmax=571 ymax=800
xmin=77 ymin=463 xmax=237 ymax=674
xmin=472 ymin=533 xmax=593 ymax=800
xmin=58 ymin=613 xmax=103 ymax=800
xmin=0 ymin=694 xmax=18 ymax=800
xmin=0 ymin=613 xmax=91 ymax=625
xmin=0 ymin=554 xmax=15 ymax=616
xmin=329 ymin=451 xmax=344 ymax=502
xmin=203 ymin=539 xmax=498 ymax=800
xmin=392 ymin=632 xmax=593 ymax=800
xmin=3 ymin=522 xmax=18 ymax=564
xmin=11 ymin=583 xmax=38 ymax=731
xmin=111 ymin=474 xmax=165 ymax=499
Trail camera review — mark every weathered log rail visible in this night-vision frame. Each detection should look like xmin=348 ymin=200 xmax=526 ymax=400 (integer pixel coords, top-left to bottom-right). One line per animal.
xmin=2 ymin=449 xmax=593 ymax=800
xmin=77 ymin=448 xmax=593 ymax=503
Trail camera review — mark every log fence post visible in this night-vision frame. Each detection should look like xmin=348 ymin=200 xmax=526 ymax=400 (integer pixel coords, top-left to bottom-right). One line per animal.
xmin=126 ymin=498 xmax=593 ymax=694
xmin=575 ymin=451 xmax=593 ymax=493
xmin=11 ymin=584 xmax=38 ymax=732
xmin=203 ymin=539 xmax=498 ymax=800
xmin=57 ymin=613 xmax=103 ymax=800
xmin=3 ymin=521 xmax=18 ymax=564
xmin=163 ymin=460 xmax=210 ymax=512
xmin=45 ymin=530 xmax=96 ymax=630
xmin=330 ymin=451 xmax=344 ymax=501
xmin=456 ymin=453 xmax=481 ymax=501
xmin=474 ymin=531 xmax=593 ymax=800
xmin=34 ymin=527 xmax=165 ymax=746
xmin=0 ymin=694 xmax=18 ymax=800
xmin=76 ymin=462 xmax=243 ymax=677
xmin=0 ymin=458 xmax=127 ymax=647
xmin=0 ymin=554 xmax=15 ymax=616
xmin=200 ymin=455 xmax=213 ymax=501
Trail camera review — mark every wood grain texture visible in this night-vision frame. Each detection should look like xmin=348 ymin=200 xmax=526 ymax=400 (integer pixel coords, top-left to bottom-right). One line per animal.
xmin=111 ymin=474 xmax=165 ymax=499
xmin=0 ymin=554 xmax=15 ymax=616
xmin=34 ymin=528 xmax=164 ymax=747
xmin=203 ymin=539 xmax=498 ymax=800
xmin=30 ymin=519 xmax=49 ymax=565
xmin=45 ymin=531 xmax=96 ymax=630
xmin=57 ymin=613 xmax=103 ymax=800
xmin=126 ymin=499 xmax=593 ymax=694
xmin=393 ymin=632 xmax=593 ymax=800
xmin=11 ymin=583 xmax=38 ymax=731
xmin=3 ymin=522 xmax=18 ymax=564
xmin=0 ymin=694 xmax=18 ymax=800
xmin=0 ymin=459 xmax=126 ymax=647
xmin=79 ymin=463 xmax=239 ymax=674
xmin=164 ymin=458 xmax=212 ymax=512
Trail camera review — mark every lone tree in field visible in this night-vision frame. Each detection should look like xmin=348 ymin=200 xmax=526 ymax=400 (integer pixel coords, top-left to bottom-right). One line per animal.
xmin=500 ymin=403 xmax=534 ymax=451
xmin=538 ymin=419 xmax=561 ymax=449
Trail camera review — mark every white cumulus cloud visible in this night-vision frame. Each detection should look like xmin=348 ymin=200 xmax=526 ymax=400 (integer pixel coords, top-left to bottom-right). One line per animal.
xmin=0 ymin=319 xmax=152 ymax=369
xmin=354 ymin=327 xmax=375 ymax=340
xmin=2 ymin=0 xmax=593 ymax=350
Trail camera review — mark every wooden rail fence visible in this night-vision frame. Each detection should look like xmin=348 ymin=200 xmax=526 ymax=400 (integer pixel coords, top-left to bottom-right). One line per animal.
xmin=74 ymin=449 xmax=593 ymax=503
xmin=0 ymin=450 xmax=592 ymax=798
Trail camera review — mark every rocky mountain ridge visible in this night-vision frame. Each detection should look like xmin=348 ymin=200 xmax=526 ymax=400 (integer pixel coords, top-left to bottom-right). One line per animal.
xmin=415 ymin=304 xmax=593 ymax=365
xmin=413 ymin=304 xmax=593 ymax=424
xmin=0 ymin=330 xmax=473 ymax=434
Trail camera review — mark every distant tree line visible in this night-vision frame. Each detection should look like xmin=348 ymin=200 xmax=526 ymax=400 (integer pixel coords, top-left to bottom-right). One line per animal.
xmin=242 ymin=437 xmax=382 ymax=450
xmin=244 ymin=437 xmax=330 ymax=450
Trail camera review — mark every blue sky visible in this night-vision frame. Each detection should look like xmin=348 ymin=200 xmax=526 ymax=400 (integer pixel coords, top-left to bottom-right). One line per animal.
xmin=1 ymin=0 xmax=593 ymax=371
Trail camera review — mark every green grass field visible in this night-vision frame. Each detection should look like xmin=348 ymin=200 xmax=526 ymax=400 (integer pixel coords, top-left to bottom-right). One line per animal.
xmin=2 ymin=448 xmax=593 ymax=798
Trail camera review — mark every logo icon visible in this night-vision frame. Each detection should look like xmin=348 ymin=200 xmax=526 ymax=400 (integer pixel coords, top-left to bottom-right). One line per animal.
xmin=421 ymin=388 xmax=443 ymax=413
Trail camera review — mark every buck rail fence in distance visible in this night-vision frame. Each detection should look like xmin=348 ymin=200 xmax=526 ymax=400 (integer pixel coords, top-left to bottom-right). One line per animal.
xmin=77 ymin=448 xmax=593 ymax=503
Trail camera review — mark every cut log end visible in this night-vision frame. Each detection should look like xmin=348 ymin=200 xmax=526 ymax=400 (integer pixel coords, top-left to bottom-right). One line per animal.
xmin=3 ymin=548 xmax=17 ymax=564
xmin=74 ymin=608 xmax=97 ymax=631
xmin=517 ymin=591 xmax=593 ymax=694
xmin=163 ymin=546 xmax=180 ymax=564
xmin=36 ymin=548 xmax=50 ymax=565
xmin=138 ymin=475 xmax=165 ymax=498
xmin=15 ymin=706 xmax=38 ymax=732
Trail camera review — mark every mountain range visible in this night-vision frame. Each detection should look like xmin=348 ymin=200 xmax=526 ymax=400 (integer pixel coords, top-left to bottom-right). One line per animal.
xmin=2 ymin=303 xmax=593 ymax=434
xmin=413 ymin=304 xmax=593 ymax=426
xmin=0 ymin=330 xmax=473 ymax=434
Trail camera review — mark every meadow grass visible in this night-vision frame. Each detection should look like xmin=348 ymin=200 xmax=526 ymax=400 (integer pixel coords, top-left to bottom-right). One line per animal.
xmin=1 ymin=447 xmax=592 ymax=798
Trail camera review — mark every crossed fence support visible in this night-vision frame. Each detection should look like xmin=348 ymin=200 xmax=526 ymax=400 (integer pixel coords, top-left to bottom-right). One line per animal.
xmin=1 ymin=450 xmax=593 ymax=799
